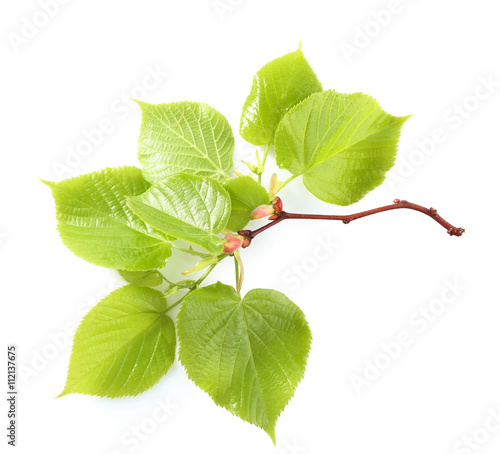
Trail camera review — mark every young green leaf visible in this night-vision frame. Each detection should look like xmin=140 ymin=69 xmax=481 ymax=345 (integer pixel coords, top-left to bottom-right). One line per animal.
xmin=240 ymin=46 xmax=322 ymax=146
xmin=43 ymin=167 xmax=172 ymax=271
xmin=137 ymin=101 xmax=234 ymax=183
xmin=177 ymin=282 xmax=312 ymax=443
xmin=127 ymin=173 xmax=231 ymax=255
xmin=58 ymin=285 xmax=176 ymax=398
xmin=223 ymin=176 xmax=270 ymax=231
xmin=118 ymin=269 xmax=164 ymax=287
xmin=274 ymin=90 xmax=410 ymax=205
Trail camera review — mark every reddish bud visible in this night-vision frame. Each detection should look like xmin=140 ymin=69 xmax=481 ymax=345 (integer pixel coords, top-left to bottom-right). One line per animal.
xmin=272 ymin=197 xmax=283 ymax=214
xmin=223 ymin=234 xmax=244 ymax=254
xmin=251 ymin=204 xmax=275 ymax=220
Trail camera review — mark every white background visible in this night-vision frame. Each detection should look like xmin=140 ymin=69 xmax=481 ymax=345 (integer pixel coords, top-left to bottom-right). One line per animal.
xmin=1 ymin=1 xmax=500 ymax=453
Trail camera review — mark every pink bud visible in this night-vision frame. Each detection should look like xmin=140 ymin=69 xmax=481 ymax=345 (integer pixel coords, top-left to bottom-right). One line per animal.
xmin=223 ymin=234 xmax=244 ymax=254
xmin=250 ymin=204 xmax=274 ymax=220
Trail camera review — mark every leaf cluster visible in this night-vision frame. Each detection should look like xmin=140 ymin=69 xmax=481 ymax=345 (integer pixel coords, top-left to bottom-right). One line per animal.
xmin=44 ymin=45 xmax=408 ymax=442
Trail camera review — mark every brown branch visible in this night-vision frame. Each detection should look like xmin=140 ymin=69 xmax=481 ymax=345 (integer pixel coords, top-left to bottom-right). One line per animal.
xmin=238 ymin=199 xmax=465 ymax=246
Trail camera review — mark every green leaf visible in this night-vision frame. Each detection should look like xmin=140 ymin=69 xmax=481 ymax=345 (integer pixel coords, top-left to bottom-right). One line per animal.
xmin=127 ymin=173 xmax=231 ymax=255
xmin=177 ymin=282 xmax=311 ymax=443
xmin=58 ymin=285 xmax=176 ymax=398
xmin=137 ymin=101 xmax=234 ymax=183
xmin=223 ymin=176 xmax=270 ymax=231
xmin=43 ymin=167 xmax=172 ymax=270
xmin=275 ymin=90 xmax=410 ymax=206
xmin=118 ymin=269 xmax=163 ymax=287
xmin=240 ymin=46 xmax=322 ymax=146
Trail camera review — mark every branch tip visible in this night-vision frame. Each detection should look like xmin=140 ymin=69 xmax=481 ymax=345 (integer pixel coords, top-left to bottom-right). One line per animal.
xmin=239 ymin=199 xmax=465 ymax=245
xmin=448 ymin=227 xmax=465 ymax=237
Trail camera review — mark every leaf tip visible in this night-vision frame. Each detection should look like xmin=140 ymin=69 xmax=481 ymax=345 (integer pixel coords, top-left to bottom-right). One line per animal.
xmin=401 ymin=113 xmax=412 ymax=123
xmin=40 ymin=178 xmax=56 ymax=189
xmin=56 ymin=388 xmax=69 ymax=399
xmin=265 ymin=425 xmax=277 ymax=446
xmin=134 ymin=99 xmax=150 ymax=111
